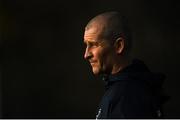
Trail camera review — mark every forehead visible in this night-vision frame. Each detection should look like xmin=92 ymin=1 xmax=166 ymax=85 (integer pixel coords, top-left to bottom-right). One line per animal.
xmin=84 ymin=27 xmax=102 ymax=42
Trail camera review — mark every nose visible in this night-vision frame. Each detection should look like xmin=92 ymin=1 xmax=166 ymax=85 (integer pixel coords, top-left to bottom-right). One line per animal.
xmin=84 ymin=47 xmax=92 ymax=60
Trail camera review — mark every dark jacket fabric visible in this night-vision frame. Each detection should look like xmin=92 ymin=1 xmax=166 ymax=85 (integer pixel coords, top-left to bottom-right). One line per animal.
xmin=96 ymin=59 xmax=168 ymax=119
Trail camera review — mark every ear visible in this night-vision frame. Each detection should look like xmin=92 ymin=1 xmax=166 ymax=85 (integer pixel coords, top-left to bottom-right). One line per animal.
xmin=114 ymin=37 xmax=125 ymax=54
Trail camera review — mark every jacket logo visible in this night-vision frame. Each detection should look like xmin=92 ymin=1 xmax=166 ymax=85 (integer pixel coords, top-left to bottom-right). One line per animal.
xmin=96 ymin=108 xmax=102 ymax=119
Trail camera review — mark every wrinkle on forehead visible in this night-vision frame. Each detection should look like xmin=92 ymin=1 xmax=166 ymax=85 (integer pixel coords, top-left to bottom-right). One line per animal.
xmin=85 ymin=27 xmax=98 ymax=34
xmin=84 ymin=26 xmax=100 ymax=41
xmin=84 ymin=24 xmax=105 ymax=41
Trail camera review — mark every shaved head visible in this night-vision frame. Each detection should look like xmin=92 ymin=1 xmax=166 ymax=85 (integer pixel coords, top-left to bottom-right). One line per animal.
xmin=85 ymin=11 xmax=132 ymax=54
xmin=83 ymin=11 xmax=132 ymax=75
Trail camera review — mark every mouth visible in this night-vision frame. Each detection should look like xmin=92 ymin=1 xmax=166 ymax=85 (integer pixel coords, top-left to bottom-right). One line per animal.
xmin=90 ymin=63 xmax=95 ymax=65
xmin=90 ymin=61 xmax=96 ymax=66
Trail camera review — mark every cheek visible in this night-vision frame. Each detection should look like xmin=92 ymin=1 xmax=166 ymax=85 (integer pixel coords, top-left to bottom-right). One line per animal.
xmin=93 ymin=48 xmax=104 ymax=62
xmin=94 ymin=48 xmax=111 ymax=65
xmin=100 ymin=49 xmax=114 ymax=67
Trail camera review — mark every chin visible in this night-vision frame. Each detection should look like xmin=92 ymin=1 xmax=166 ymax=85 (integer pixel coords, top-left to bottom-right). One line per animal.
xmin=92 ymin=67 xmax=110 ymax=75
xmin=92 ymin=68 xmax=100 ymax=75
xmin=92 ymin=71 xmax=99 ymax=75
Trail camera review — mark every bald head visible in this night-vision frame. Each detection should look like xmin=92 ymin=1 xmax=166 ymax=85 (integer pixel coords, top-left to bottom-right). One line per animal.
xmin=84 ymin=11 xmax=132 ymax=75
xmin=85 ymin=11 xmax=119 ymax=30
xmin=85 ymin=11 xmax=132 ymax=54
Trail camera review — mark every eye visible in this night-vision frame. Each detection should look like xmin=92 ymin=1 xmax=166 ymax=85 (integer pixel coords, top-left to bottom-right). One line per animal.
xmin=88 ymin=42 xmax=99 ymax=48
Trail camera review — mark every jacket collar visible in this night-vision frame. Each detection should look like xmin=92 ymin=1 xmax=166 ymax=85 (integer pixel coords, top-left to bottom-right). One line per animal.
xmin=102 ymin=59 xmax=150 ymax=88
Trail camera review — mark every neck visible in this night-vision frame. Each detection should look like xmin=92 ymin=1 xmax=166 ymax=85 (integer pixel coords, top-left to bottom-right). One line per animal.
xmin=111 ymin=57 xmax=131 ymax=75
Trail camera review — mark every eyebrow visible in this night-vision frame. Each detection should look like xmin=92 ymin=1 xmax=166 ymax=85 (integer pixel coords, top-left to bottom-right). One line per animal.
xmin=84 ymin=40 xmax=98 ymax=44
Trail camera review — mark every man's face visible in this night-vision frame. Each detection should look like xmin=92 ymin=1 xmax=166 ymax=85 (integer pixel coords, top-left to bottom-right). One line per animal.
xmin=84 ymin=26 xmax=115 ymax=75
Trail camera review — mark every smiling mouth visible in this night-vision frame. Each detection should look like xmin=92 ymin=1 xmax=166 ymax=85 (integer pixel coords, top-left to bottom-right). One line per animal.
xmin=90 ymin=62 xmax=96 ymax=65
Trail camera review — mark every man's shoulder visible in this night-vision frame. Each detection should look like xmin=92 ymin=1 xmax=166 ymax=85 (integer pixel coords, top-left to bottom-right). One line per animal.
xmin=109 ymin=78 xmax=149 ymax=98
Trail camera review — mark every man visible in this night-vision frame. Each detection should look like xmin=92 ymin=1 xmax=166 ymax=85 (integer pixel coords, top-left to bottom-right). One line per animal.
xmin=83 ymin=11 xmax=167 ymax=118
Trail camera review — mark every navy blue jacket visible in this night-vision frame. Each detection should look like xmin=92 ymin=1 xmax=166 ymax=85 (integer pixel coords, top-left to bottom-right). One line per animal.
xmin=96 ymin=59 xmax=168 ymax=119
